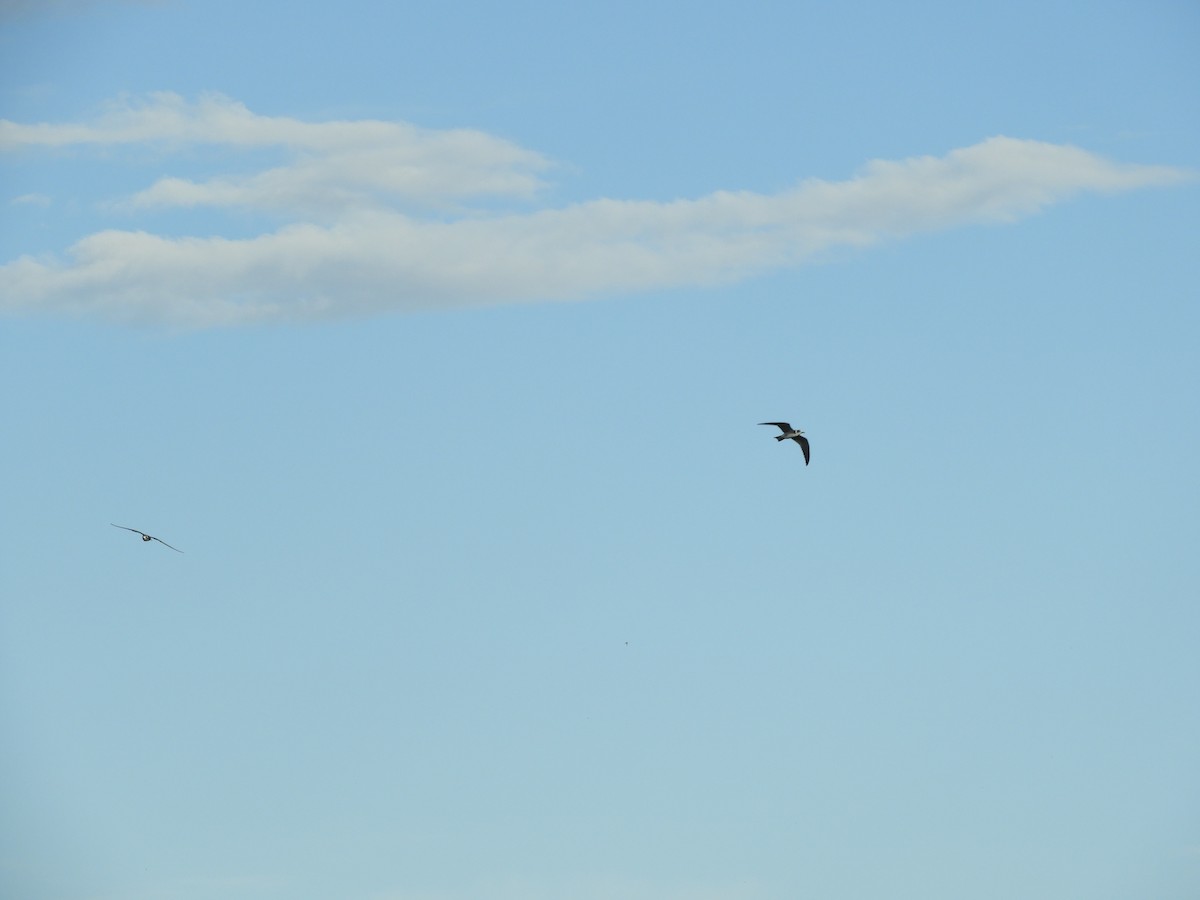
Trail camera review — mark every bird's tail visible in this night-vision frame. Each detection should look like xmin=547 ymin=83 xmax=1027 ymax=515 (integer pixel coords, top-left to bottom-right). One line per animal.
xmin=775 ymin=435 xmax=788 ymax=441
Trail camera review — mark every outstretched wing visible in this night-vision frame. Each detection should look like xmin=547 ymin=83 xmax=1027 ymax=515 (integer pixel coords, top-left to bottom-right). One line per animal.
xmin=113 ymin=523 xmax=182 ymax=551
xmin=793 ymin=434 xmax=811 ymax=465
xmin=759 ymin=422 xmax=793 ymax=433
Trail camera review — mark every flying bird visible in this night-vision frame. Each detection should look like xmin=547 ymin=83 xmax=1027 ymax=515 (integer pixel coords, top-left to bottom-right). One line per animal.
xmin=111 ymin=524 xmax=183 ymax=553
xmin=759 ymin=422 xmax=810 ymax=465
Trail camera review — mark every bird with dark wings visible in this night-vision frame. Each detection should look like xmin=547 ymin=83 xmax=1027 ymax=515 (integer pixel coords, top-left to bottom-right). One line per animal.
xmin=112 ymin=524 xmax=183 ymax=552
xmin=759 ymin=422 xmax=810 ymax=465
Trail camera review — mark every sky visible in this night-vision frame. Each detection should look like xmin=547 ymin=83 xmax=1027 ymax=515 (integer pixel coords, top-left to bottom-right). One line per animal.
xmin=0 ymin=1 xmax=1198 ymax=899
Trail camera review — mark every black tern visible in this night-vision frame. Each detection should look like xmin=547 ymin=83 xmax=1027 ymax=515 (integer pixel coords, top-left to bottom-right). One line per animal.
xmin=111 ymin=524 xmax=183 ymax=553
xmin=759 ymin=422 xmax=810 ymax=465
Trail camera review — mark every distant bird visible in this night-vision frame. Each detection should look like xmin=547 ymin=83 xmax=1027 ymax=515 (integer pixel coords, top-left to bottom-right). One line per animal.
xmin=111 ymin=524 xmax=183 ymax=553
xmin=759 ymin=422 xmax=810 ymax=465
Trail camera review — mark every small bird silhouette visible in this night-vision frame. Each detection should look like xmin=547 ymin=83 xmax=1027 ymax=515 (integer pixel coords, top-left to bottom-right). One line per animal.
xmin=759 ymin=422 xmax=810 ymax=465
xmin=111 ymin=524 xmax=183 ymax=553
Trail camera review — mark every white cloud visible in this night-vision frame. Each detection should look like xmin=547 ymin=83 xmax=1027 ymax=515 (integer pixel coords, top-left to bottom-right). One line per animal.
xmin=1 ymin=92 xmax=549 ymax=214
xmin=10 ymin=192 xmax=51 ymax=206
xmin=0 ymin=94 xmax=1192 ymax=328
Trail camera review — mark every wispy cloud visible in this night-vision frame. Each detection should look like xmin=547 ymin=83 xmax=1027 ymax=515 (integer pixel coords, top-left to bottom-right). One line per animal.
xmin=10 ymin=192 xmax=51 ymax=206
xmin=0 ymin=92 xmax=550 ymax=213
xmin=0 ymin=93 xmax=1191 ymax=328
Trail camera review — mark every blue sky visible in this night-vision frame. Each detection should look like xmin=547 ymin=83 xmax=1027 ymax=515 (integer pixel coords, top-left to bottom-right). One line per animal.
xmin=1 ymin=1 xmax=1198 ymax=899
